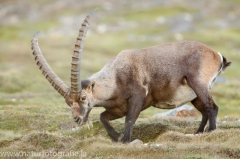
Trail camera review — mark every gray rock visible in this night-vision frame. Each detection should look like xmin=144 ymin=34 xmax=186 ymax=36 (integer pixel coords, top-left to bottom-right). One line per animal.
xmin=152 ymin=105 xmax=194 ymax=118
xmin=216 ymin=76 xmax=228 ymax=84
xmin=129 ymin=139 xmax=143 ymax=145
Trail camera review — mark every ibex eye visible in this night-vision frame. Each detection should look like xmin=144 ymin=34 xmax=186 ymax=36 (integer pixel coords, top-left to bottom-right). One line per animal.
xmin=81 ymin=96 xmax=86 ymax=101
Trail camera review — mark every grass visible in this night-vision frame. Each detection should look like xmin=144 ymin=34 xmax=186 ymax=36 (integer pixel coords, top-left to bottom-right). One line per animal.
xmin=103 ymin=6 xmax=197 ymax=23
xmin=1 ymin=0 xmax=240 ymax=158
xmin=1 ymin=110 xmax=240 ymax=159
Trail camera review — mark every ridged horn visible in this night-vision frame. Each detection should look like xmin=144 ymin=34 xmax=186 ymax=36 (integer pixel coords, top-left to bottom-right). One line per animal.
xmin=31 ymin=32 xmax=70 ymax=98
xmin=70 ymin=8 xmax=98 ymax=93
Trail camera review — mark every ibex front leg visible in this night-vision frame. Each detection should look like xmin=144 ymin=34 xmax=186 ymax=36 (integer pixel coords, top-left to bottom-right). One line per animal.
xmin=121 ymin=94 xmax=144 ymax=143
xmin=100 ymin=111 xmax=123 ymax=142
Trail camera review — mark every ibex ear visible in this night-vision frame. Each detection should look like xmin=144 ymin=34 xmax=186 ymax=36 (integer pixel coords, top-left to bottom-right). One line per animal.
xmin=86 ymin=82 xmax=95 ymax=93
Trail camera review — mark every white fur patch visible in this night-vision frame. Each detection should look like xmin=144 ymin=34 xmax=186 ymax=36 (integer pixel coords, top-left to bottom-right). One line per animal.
xmin=209 ymin=52 xmax=223 ymax=89
xmin=218 ymin=52 xmax=223 ymax=63
xmin=146 ymin=89 xmax=149 ymax=96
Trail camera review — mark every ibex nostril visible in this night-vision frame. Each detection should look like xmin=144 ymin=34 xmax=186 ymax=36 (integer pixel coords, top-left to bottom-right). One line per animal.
xmin=74 ymin=117 xmax=80 ymax=122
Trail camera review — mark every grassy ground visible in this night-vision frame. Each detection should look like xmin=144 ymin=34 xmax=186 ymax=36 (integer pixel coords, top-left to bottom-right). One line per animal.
xmin=1 ymin=0 xmax=240 ymax=158
xmin=1 ymin=107 xmax=240 ymax=159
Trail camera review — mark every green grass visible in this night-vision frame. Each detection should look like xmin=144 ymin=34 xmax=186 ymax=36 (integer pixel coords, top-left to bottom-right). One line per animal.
xmin=0 ymin=20 xmax=59 ymax=41
xmin=103 ymin=6 xmax=197 ymax=23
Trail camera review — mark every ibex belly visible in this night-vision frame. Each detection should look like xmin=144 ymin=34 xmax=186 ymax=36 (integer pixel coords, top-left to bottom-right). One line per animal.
xmin=154 ymin=84 xmax=197 ymax=109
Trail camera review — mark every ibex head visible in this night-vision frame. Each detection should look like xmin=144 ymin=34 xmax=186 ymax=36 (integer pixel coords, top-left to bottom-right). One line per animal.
xmin=65 ymin=80 xmax=95 ymax=125
xmin=31 ymin=8 xmax=98 ymax=125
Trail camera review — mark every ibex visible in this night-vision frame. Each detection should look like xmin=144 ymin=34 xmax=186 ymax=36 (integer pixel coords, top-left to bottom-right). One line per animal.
xmin=31 ymin=8 xmax=231 ymax=143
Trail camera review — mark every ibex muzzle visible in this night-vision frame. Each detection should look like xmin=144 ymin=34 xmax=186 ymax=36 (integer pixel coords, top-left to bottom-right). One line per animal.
xmin=31 ymin=8 xmax=231 ymax=143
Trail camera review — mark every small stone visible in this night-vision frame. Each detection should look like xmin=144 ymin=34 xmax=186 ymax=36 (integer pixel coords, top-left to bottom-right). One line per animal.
xmin=130 ymin=139 xmax=143 ymax=145
xmin=71 ymin=127 xmax=79 ymax=131
xmin=97 ymin=24 xmax=107 ymax=34
xmin=156 ymin=16 xmax=166 ymax=24
xmin=185 ymin=134 xmax=195 ymax=137
xmin=154 ymin=143 xmax=163 ymax=147
xmin=11 ymin=98 xmax=16 ymax=102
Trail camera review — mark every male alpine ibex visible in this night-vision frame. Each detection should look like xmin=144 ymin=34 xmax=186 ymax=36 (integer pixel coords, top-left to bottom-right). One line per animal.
xmin=31 ymin=8 xmax=231 ymax=143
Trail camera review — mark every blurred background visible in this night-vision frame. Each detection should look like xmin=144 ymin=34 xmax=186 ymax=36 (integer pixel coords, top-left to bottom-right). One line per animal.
xmin=0 ymin=0 xmax=240 ymax=117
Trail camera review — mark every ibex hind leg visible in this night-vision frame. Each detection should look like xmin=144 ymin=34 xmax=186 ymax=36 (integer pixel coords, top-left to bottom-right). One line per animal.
xmin=187 ymin=77 xmax=219 ymax=132
xmin=100 ymin=111 xmax=123 ymax=142
xmin=191 ymin=97 xmax=208 ymax=133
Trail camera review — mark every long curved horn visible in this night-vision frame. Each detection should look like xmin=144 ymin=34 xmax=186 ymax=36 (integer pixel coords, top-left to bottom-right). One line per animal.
xmin=31 ymin=32 xmax=70 ymax=98
xmin=70 ymin=8 xmax=98 ymax=93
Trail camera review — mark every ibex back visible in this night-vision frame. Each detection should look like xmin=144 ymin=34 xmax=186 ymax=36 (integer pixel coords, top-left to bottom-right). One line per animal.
xmin=31 ymin=8 xmax=231 ymax=143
